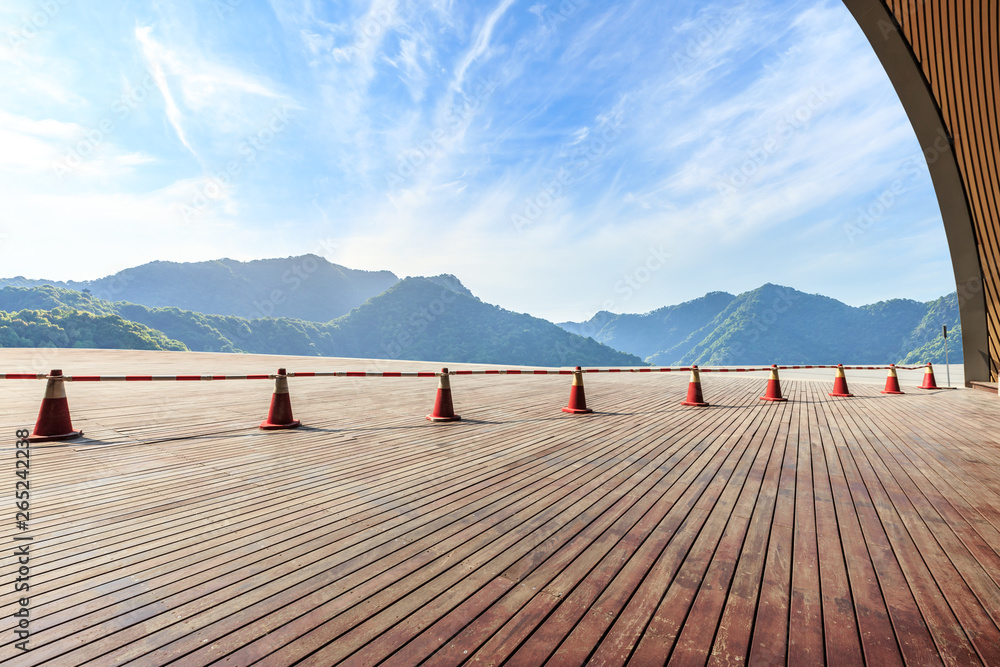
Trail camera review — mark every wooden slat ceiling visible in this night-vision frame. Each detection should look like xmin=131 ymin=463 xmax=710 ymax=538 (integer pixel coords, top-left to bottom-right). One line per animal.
xmin=875 ymin=1 xmax=999 ymax=381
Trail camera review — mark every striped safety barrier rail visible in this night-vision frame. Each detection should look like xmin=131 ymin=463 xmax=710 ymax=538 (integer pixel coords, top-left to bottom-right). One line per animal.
xmin=0 ymin=365 xmax=929 ymax=381
xmin=6 ymin=362 xmax=949 ymax=442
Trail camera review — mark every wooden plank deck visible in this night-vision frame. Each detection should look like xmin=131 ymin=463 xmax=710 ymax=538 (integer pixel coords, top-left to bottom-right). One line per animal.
xmin=1 ymin=349 xmax=999 ymax=666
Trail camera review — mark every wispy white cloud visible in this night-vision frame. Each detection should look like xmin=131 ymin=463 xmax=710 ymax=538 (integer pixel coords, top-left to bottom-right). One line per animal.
xmin=314 ymin=0 xmax=950 ymax=321
xmin=387 ymin=37 xmax=428 ymax=102
xmin=134 ymin=22 xmax=296 ymax=161
xmin=450 ymin=0 xmax=516 ymax=93
xmin=135 ymin=26 xmax=197 ymax=159
xmin=0 ymin=0 xmax=955 ymax=322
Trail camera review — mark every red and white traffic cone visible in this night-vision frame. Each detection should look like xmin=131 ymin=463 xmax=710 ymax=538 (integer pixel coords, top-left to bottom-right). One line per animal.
xmin=260 ymin=368 xmax=301 ymax=430
xmin=918 ymin=363 xmax=940 ymax=390
xmin=882 ymin=364 xmax=904 ymax=394
xmin=29 ymin=369 xmax=83 ymax=442
xmin=427 ymin=368 xmax=461 ymax=422
xmin=829 ymin=364 xmax=854 ymax=397
xmin=760 ymin=365 xmax=788 ymax=402
xmin=562 ymin=366 xmax=593 ymax=414
xmin=680 ymin=365 xmax=709 ymax=407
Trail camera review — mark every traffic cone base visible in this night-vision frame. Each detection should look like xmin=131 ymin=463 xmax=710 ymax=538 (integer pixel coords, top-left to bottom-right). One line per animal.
xmin=427 ymin=414 xmax=462 ymax=422
xmin=260 ymin=369 xmax=301 ymax=430
xmin=829 ymin=366 xmax=853 ymax=397
xmin=427 ymin=369 xmax=461 ymax=422
xmin=882 ymin=365 xmax=904 ymax=394
xmin=562 ymin=368 xmax=593 ymax=414
xmin=260 ymin=421 xmax=301 ymax=430
xmin=681 ymin=367 xmax=709 ymax=407
xmin=260 ymin=413 xmax=301 ymax=429
xmin=28 ymin=426 xmax=83 ymax=443
xmin=29 ymin=370 xmax=83 ymax=442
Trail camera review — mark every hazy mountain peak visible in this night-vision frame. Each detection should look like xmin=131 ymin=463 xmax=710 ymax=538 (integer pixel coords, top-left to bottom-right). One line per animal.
xmin=421 ymin=274 xmax=475 ymax=298
xmin=0 ymin=255 xmax=400 ymax=323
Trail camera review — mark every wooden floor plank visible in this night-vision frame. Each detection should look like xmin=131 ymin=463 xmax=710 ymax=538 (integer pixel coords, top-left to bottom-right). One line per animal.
xmin=556 ymin=394 xmax=782 ymax=664
xmin=642 ymin=397 xmax=787 ymax=664
xmin=786 ymin=384 xmax=826 ymax=666
xmin=649 ymin=387 xmax=793 ymax=665
xmin=807 ymin=384 xmax=866 ymax=667
xmin=434 ymin=383 xmax=769 ymax=667
xmin=823 ymin=392 xmax=942 ymax=666
xmin=0 ymin=349 xmax=998 ymax=666
xmin=838 ymin=389 xmax=997 ymax=663
xmin=735 ymin=383 xmax=801 ymax=665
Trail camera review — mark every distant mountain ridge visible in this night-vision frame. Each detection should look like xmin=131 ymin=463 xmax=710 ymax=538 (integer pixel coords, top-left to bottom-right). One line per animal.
xmin=0 ymin=255 xmax=399 ymax=322
xmin=0 ymin=280 xmax=642 ymax=367
xmin=0 ymin=256 xmax=961 ymax=366
xmin=559 ymin=291 xmax=737 ymax=360
xmin=559 ymin=284 xmax=962 ymax=365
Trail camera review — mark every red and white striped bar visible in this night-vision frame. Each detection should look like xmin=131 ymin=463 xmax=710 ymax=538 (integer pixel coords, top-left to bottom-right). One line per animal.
xmin=288 ymin=371 xmax=439 ymax=378
xmin=0 ymin=364 xmax=933 ymax=380
xmin=0 ymin=373 xmax=276 ymax=381
xmin=580 ymin=365 xmax=928 ymax=373
xmin=65 ymin=374 xmax=275 ymax=381
xmin=698 ymin=367 xmax=771 ymax=373
xmin=450 ymin=369 xmax=575 ymax=375
xmin=579 ymin=367 xmax=770 ymax=373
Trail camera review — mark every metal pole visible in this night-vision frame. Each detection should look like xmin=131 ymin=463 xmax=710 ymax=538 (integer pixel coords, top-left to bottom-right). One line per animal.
xmin=943 ymin=325 xmax=950 ymax=388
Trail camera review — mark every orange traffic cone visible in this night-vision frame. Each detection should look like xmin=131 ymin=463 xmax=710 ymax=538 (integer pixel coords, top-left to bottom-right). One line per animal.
xmin=918 ymin=363 xmax=939 ymax=389
xmin=260 ymin=368 xmax=301 ymax=430
xmin=829 ymin=364 xmax=854 ymax=397
xmin=29 ymin=369 xmax=83 ymax=442
xmin=882 ymin=364 xmax=904 ymax=394
xmin=427 ymin=368 xmax=461 ymax=422
xmin=562 ymin=366 xmax=593 ymax=414
xmin=681 ymin=366 xmax=709 ymax=406
xmin=760 ymin=365 xmax=788 ymax=402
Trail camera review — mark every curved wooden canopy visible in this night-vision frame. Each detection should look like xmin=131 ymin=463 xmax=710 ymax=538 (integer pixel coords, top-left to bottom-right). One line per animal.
xmin=843 ymin=0 xmax=998 ymax=383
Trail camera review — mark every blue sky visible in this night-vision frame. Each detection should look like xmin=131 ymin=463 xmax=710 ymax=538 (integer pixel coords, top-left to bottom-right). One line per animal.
xmin=1 ymin=0 xmax=954 ymax=322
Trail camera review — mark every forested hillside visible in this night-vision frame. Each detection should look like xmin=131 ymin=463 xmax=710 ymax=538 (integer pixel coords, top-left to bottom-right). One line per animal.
xmin=0 ymin=255 xmax=398 ymax=322
xmin=0 ymin=281 xmax=641 ymax=367
xmin=560 ymin=284 xmax=962 ymax=365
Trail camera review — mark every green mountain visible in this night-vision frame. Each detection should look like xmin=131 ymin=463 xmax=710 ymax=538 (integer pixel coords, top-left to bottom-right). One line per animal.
xmin=0 ymin=308 xmax=186 ymax=351
xmin=560 ymin=284 xmax=962 ymax=365
xmin=1 ymin=277 xmax=961 ymax=367
xmin=901 ymin=325 xmax=962 ymax=366
xmin=899 ymin=294 xmax=963 ymax=365
xmin=0 ymin=255 xmax=398 ymax=322
xmin=558 ymin=291 xmax=737 ymax=359
xmin=0 ymin=281 xmax=642 ymax=367
xmin=323 ymin=277 xmax=641 ymax=366
xmin=897 ymin=293 xmax=960 ymax=354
